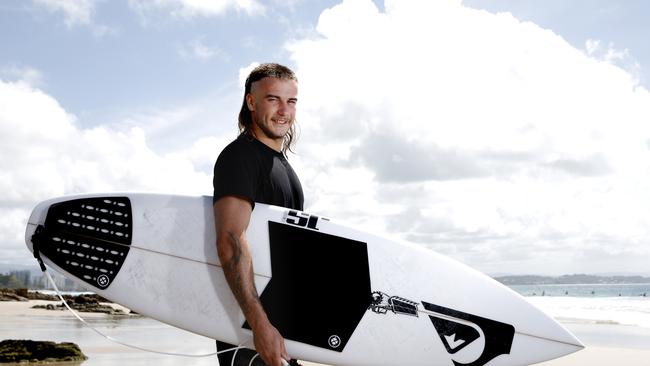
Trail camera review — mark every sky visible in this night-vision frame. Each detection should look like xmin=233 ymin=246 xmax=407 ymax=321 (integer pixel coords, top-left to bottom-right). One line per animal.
xmin=1 ymin=0 xmax=649 ymax=276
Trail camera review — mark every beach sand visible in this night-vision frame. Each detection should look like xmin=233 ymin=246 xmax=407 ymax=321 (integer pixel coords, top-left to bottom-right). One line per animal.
xmin=534 ymin=346 xmax=650 ymax=365
xmin=299 ymin=346 xmax=650 ymax=366
xmin=2 ymin=300 xmax=649 ymax=365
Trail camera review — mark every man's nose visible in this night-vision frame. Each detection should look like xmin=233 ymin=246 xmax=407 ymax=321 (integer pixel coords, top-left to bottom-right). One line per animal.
xmin=277 ymin=101 xmax=288 ymax=115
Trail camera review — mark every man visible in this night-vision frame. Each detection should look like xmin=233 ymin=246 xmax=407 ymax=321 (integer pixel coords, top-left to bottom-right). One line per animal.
xmin=213 ymin=63 xmax=303 ymax=366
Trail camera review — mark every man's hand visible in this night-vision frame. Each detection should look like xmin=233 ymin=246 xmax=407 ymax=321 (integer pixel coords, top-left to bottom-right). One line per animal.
xmin=252 ymin=320 xmax=290 ymax=366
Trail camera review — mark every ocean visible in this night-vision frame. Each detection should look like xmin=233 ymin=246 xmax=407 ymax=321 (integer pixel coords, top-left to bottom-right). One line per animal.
xmin=510 ymin=284 xmax=650 ymax=330
xmin=509 ymin=283 xmax=650 ymax=298
xmin=515 ymin=284 xmax=650 ymax=352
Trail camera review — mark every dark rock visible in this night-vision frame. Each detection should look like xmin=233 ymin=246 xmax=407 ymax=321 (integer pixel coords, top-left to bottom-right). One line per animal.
xmin=60 ymin=293 xmax=108 ymax=303
xmin=0 ymin=290 xmax=28 ymax=302
xmin=0 ymin=288 xmax=56 ymax=301
xmin=0 ymin=339 xmax=87 ymax=363
xmin=2 ymin=288 xmax=111 ymax=304
xmin=15 ymin=288 xmax=29 ymax=298
xmin=1 ymin=288 xmax=132 ymax=315
xmin=31 ymin=302 xmax=127 ymax=315
xmin=28 ymin=291 xmax=58 ymax=301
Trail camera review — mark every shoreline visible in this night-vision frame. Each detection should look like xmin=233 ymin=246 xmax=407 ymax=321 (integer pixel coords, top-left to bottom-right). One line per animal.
xmin=2 ymin=300 xmax=649 ymax=365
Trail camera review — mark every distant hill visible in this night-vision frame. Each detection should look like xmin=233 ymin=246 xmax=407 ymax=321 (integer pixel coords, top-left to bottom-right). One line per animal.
xmin=495 ymin=274 xmax=650 ymax=285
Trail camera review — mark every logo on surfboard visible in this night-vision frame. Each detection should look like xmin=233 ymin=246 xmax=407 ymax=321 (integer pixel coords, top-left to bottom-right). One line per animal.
xmin=96 ymin=274 xmax=110 ymax=288
xmin=445 ymin=333 xmax=471 ymax=352
xmin=328 ymin=335 xmax=342 ymax=348
xmin=284 ymin=210 xmax=329 ymax=230
xmin=369 ymin=291 xmax=515 ymax=366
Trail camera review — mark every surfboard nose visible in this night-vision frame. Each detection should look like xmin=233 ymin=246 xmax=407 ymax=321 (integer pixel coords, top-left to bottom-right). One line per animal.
xmin=556 ymin=322 xmax=584 ymax=350
xmin=485 ymin=284 xmax=585 ymax=365
xmin=507 ymin=329 xmax=583 ymax=366
xmin=505 ymin=314 xmax=584 ymax=366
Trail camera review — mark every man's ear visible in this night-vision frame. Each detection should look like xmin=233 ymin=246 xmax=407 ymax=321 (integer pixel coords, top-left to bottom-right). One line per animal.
xmin=246 ymin=93 xmax=255 ymax=111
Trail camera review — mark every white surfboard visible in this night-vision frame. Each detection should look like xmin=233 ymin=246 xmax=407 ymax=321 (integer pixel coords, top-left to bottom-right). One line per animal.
xmin=24 ymin=193 xmax=582 ymax=366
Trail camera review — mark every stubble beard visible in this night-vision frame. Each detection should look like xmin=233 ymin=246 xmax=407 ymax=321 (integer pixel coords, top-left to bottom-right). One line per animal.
xmin=254 ymin=117 xmax=292 ymax=141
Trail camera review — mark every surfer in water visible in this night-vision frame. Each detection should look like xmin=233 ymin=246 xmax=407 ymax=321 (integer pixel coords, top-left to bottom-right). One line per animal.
xmin=213 ymin=63 xmax=304 ymax=366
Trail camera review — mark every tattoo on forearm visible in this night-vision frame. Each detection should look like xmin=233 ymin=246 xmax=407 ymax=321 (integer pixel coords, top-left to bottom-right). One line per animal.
xmin=223 ymin=232 xmax=261 ymax=315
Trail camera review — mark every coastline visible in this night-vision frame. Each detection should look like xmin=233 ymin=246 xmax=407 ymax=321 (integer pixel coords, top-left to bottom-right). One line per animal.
xmin=2 ymin=300 xmax=649 ymax=365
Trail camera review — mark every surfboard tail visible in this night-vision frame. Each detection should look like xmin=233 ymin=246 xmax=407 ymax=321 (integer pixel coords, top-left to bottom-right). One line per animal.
xmin=25 ymin=195 xmax=133 ymax=290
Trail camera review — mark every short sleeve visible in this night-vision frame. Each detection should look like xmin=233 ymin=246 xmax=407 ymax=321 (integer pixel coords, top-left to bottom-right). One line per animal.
xmin=212 ymin=141 xmax=259 ymax=207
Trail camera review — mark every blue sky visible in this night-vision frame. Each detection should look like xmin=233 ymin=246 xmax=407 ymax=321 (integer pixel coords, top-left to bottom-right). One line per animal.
xmin=2 ymin=0 xmax=649 ymax=276
xmin=2 ymin=1 xmax=341 ymax=137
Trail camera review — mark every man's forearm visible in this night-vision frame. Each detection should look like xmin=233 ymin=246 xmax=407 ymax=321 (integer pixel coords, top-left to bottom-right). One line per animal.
xmin=219 ymin=232 xmax=268 ymax=328
xmin=213 ymin=197 xmax=289 ymax=366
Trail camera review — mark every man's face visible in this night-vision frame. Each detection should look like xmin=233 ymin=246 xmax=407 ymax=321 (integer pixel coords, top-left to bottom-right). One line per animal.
xmin=247 ymin=77 xmax=298 ymax=144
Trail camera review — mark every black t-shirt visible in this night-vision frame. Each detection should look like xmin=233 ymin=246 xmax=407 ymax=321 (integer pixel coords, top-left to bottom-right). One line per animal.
xmin=213 ymin=134 xmax=304 ymax=210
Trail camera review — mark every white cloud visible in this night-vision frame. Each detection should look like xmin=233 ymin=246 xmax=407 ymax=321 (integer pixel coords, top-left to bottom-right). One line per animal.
xmin=129 ymin=0 xmax=265 ymax=20
xmin=286 ymin=0 xmax=650 ymax=274
xmin=178 ymin=39 xmax=228 ymax=62
xmin=583 ymin=38 xmax=643 ymax=84
xmin=0 ymin=78 xmax=224 ymax=265
xmin=114 ymin=87 xmax=240 ymax=155
xmin=0 ymin=65 xmax=44 ymax=88
xmin=31 ymin=0 xmax=116 ymax=36
xmin=0 ymin=81 xmax=216 ymax=200
xmin=585 ymin=39 xmax=600 ymax=56
xmin=32 ymin=0 xmax=95 ymax=27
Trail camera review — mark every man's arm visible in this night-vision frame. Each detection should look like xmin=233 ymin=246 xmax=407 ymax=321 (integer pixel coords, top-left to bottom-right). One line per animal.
xmin=214 ymin=196 xmax=289 ymax=366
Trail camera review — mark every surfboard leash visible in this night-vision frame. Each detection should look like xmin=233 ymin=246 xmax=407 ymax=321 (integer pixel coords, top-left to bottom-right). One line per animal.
xmin=43 ymin=266 xmax=290 ymax=365
xmin=41 ymin=268 xmax=242 ymax=357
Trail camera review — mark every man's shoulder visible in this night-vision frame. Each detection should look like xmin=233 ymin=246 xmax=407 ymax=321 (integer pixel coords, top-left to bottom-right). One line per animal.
xmin=224 ymin=134 xmax=252 ymax=150
xmin=219 ymin=135 xmax=259 ymax=159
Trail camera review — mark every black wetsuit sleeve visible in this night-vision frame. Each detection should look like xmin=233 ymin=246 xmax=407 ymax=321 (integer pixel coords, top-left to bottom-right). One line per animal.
xmin=212 ymin=142 xmax=259 ymax=207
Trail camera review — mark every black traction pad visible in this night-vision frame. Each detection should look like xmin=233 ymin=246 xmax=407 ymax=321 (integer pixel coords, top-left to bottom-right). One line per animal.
xmin=244 ymin=222 xmax=373 ymax=352
xmin=33 ymin=197 xmax=132 ymax=289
